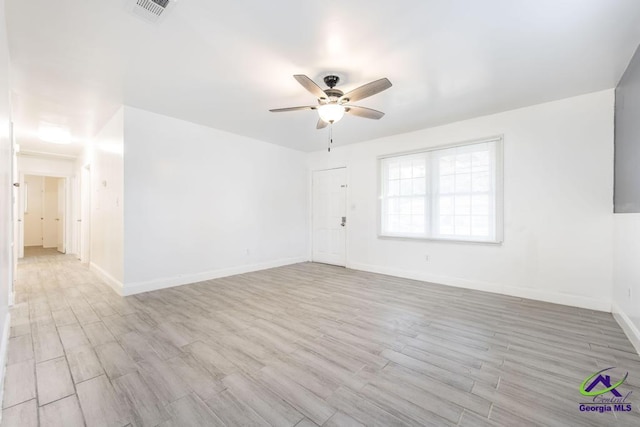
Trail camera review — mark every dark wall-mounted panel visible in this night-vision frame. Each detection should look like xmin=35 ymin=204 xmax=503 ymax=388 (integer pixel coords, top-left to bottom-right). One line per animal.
xmin=615 ymin=44 xmax=640 ymax=213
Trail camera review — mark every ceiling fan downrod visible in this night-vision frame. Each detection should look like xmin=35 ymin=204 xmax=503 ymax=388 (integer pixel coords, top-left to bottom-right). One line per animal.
xmin=323 ymin=75 xmax=340 ymax=89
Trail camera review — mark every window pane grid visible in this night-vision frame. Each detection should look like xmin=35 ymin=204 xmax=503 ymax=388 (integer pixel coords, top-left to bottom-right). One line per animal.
xmin=431 ymin=143 xmax=494 ymax=239
xmin=381 ymin=154 xmax=430 ymax=236
xmin=380 ymin=139 xmax=500 ymax=242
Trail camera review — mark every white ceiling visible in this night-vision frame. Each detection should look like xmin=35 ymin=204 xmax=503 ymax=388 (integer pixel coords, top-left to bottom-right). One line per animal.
xmin=7 ymin=0 xmax=640 ymax=155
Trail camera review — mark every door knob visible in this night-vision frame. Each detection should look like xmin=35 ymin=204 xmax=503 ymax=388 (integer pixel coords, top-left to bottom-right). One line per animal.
xmin=341 ymin=216 xmax=346 ymax=227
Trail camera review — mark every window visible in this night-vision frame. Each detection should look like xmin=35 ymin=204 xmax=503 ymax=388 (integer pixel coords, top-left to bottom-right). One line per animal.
xmin=379 ymin=137 xmax=503 ymax=243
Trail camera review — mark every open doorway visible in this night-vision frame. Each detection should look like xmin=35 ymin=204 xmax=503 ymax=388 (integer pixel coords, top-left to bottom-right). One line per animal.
xmin=23 ymin=174 xmax=67 ymax=255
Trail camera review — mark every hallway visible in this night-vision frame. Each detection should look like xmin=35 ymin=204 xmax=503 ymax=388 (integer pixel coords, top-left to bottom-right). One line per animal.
xmin=3 ymin=252 xmax=640 ymax=426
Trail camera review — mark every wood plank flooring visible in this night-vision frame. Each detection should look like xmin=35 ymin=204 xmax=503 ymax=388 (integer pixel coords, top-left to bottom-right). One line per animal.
xmin=2 ymin=247 xmax=640 ymax=426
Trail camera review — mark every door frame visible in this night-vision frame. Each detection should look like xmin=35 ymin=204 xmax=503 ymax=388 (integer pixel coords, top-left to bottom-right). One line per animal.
xmin=17 ymin=170 xmax=73 ymax=258
xmin=310 ymin=166 xmax=349 ymax=266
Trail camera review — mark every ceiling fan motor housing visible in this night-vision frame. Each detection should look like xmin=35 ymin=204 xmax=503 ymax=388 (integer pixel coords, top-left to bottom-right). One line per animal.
xmin=324 ymin=88 xmax=344 ymax=101
xmin=323 ymin=75 xmax=340 ymax=88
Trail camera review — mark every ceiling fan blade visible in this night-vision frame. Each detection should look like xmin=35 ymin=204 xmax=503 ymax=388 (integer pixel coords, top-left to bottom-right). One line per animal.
xmin=293 ymin=75 xmax=327 ymax=100
xmin=340 ymin=78 xmax=392 ymax=103
xmin=345 ymin=105 xmax=385 ymax=120
xmin=269 ymin=106 xmax=317 ymax=112
xmin=316 ymin=118 xmax=328 ymax=129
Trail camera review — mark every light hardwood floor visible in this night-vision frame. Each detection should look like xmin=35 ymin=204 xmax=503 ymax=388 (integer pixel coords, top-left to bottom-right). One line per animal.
xmin=2 ymin=248 xmax=640 ymax=426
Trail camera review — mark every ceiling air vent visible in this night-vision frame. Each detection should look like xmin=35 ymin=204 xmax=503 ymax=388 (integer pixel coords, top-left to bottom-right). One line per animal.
xmin=129 ymin=0 xmax=176 ymax=24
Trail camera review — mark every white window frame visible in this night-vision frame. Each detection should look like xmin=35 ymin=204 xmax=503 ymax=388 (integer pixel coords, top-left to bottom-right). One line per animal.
xmin=378 ymin=135 xmax=504 ymax=244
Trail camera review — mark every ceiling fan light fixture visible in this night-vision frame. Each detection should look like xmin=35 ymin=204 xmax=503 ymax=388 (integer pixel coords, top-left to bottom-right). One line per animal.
xmin=318 ymin=103 xmax=345 ymax=124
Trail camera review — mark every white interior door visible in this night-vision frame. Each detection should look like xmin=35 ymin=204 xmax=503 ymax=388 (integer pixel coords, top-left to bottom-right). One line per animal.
xmin=17 ymin=173 xmax=25 ymax=258
xmin=312 ymin=168 xmax=347 ymax=266
xmin=42 ymin=177 xmax=58 ymax=248
xmin=73 ymin=175 xmax=81 ymax=260
xmin=11 ymin=124 xmax=17 ymax=303
xmin=24 ymin=175 xmax=44 ymax=249
xmin=57 ymin=178 xmax=66 ymax=253
xmin=80 ymin=164 xmax=91 ymax=263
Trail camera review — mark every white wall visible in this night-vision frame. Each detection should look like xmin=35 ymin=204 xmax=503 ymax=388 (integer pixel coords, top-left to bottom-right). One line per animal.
xmin=88 ymin=107 xmax=124 ymax=290
xmin=612 ymin=43 xmax=640 ymax=354
xmin=122 ymin=106 xmax=307 ymax=294
xmin=308 ymin=90 xmax=615 ymax=311
xmin=612 ymin=214 xmax=640 ymax=352
xmin=17 ymin=155 xmax=74 ymax=176
xmin=0 ymin=0 xmax=12 ymax=415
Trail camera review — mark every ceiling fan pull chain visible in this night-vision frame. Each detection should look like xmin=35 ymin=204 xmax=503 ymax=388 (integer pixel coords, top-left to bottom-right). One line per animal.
xmin=330 ymin=123 xmax=336 ymax=152
xmin=331 ymin=123 xmax=333 ymax=145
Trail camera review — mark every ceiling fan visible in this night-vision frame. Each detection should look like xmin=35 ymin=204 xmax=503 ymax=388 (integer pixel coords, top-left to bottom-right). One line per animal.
xmin=270 ymin=74 xmax=392 ymax=129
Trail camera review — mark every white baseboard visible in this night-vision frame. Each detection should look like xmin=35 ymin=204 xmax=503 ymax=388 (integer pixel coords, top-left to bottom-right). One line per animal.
xmin=612 ymin=301 xmax=640 ymax=356
xmin=0 ymin=311 xmax=11 ymax=422
xmin=348 ymin=262 xmax=611 ymax=312
xmin=122 ymin=256 xmax=309 ymax=296
xmin=90 ymin=262 xmax=124 ymax=296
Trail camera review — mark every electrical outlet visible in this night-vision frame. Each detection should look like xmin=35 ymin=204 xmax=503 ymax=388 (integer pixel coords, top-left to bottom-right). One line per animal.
xmin=425 ymin=255 xmax=429 ymax=262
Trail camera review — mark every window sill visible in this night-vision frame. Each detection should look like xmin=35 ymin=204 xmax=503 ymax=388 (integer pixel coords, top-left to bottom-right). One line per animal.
xmin=377 ymin=234 xmax=503 ymax=245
